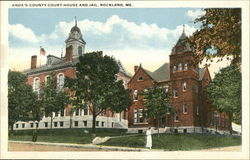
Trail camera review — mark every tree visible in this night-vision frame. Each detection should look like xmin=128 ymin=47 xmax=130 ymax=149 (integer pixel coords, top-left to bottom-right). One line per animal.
xmin=205 ymin=64 xmax=241 ymax=132
xmin=8 ymin=71 xmax=39 ymax=134
xmin=190 ymin=8 xmax=241 ymax=65
xmin=141 ymin=85 xmax=172 ymax=136
xmin=65 ymin=52 xmax=131 ymax=133
xmin=39 ymin=73 xmax=69 ymax=129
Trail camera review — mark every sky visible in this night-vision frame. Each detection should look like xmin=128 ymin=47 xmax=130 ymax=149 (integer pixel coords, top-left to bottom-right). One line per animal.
xmin=8 ymin=8 xmax=231 ymax=78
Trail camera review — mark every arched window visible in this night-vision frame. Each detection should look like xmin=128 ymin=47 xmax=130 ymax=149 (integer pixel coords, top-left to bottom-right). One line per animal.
xmin=57 ymin=73 xmax=64 ymax=90
xmin=45 ymin=75 xmax=50 ymax=84
xmin=178 ymin=63 xmax=182 ymax=71
xmin=33 ymin=77 xmax=40 ymax=92
xmin=78 ymin=46 xmax=82 ymax=56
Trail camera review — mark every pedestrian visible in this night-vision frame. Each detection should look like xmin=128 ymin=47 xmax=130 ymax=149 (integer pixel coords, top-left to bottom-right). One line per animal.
xmin=145 ymin=127 xmax=152 ymax=149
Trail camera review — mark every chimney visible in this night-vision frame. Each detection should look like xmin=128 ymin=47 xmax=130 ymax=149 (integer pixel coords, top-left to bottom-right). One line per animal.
xmin=134 ymin=65 xmax=139 ymax=73
xmin=31 ymin=55 xmax=37 ymax=69
xmin=66 ymin=46 xmax=73 ymax=62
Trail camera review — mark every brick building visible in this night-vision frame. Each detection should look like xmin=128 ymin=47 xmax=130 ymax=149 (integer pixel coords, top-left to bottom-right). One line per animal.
xmin=127 ymin=29 xmax=231 ymax=134
xmin=14 ymin=20 xmax=131 ymax=130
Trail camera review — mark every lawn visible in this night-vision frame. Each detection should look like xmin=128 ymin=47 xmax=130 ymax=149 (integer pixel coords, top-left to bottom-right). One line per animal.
xmin=9 ymin=129 xmax=241 ymax=150
xmin=103 ymin=133 xmax=241 ymax=150
xmin=9 ymin=128 xmax=127 ymax=144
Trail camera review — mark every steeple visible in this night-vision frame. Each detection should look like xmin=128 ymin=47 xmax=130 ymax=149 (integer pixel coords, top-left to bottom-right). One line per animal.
xmin=171 ymin=24 xmax=192 ymax=54
xmin=65 ymin=17 xmax=86 ymax=57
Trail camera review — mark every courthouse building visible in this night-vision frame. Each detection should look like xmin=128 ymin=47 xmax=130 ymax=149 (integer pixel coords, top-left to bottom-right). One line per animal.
xmin=14 ymin=20 xmax=131 ymax=130
xmin=127 ymin=28 xmax=231 ymax=134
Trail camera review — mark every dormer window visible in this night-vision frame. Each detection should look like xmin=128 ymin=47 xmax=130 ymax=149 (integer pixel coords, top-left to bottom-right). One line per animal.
xmin=47 ymin=57 xmax=52 ymax=65
xmin=138 ymin=76 xmax=143 ymax=81
xmin=184 ymin=63 xmax=188 ymax=70
xmin=178 ymin=63 xmax=182 ymax=71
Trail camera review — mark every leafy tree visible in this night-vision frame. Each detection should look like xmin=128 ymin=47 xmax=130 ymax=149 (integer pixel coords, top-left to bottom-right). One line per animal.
xmin=190 ymin=8 xmax=241 ymax=65
xmin=39 ymin=73 xmax=69 ymax=129
xmin=65 ymin=52 xmax=131 ymax=133
xmin=205 ymin=64 xmax=241 ymax=132
xmin=141 ymin=85 xmax=172 ymax=136
xmin=8 ymin=71 xmax=39 ymax=134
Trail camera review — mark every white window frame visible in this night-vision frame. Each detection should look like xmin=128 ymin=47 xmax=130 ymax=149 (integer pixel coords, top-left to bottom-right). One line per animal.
xmin=133 ymin=90 xmax=138 ymax=101
xmin=182 ymin=82 xmax=187 ymax=92
xmin=57 ymin=73 xmax=64 ymax=90
xmin=174 ymin=113 xmax=179 ymax=122
xmin=183 ymin=104 xmax=188 ymax=114
xmin=173 ymin=65 xmax=177 ymax=72
xmin=33 ymin=77 xmax=40 ymax=92
xmin=178 ymin=63 xmax=182 ymax=71
xmin=173 ymin=89 xmax=178 ymax=98
xmin=184 ymin=63 xmax=188 ymax=70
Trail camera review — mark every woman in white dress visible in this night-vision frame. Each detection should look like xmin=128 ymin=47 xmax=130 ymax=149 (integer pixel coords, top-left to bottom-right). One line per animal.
xmin=145 ymin=127 xmax=152 ymax=149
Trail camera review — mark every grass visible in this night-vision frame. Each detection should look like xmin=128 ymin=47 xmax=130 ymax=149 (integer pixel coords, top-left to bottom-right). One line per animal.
xmin=9 ymin=128 xmax=127 ymax=144
xmin=103 ymin=133 xmax=241 ymax=150
xmin=9 ymin=129 xmax=241 ymax=150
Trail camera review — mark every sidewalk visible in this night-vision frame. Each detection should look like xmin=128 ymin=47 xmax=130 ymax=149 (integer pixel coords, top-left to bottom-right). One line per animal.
xmin=9 ymin=140 xmax=241 ymax=152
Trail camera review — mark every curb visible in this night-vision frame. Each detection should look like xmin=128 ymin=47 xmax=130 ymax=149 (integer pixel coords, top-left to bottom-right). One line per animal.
xmin=9 ymin=141 xmax=156 ymax=151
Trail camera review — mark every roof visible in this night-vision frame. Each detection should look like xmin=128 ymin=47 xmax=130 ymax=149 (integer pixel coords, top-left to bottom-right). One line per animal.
xmin=23 ymin=54 xmax=131 ymax=77
xmin=171 ymin=30 xmax=193 ymax=54
xmin=144 ymin=63 xmax=170 ymax=82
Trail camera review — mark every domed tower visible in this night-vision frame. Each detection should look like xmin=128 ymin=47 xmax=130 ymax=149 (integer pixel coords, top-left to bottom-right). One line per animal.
xmin=65 ymin=18 xmax=86 ymax=57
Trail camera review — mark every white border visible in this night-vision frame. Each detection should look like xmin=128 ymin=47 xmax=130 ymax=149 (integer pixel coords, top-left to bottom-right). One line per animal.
xmin=1 ymin=1 xmax=249 ymax=159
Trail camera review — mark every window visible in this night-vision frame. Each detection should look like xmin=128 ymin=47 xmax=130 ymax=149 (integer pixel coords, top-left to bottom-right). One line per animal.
xmin=57 ymin=73 xmax=64 ymax=90
xmin=33 ymin=78 xmax=40 ymax=92
xmin=173 ymin=65 xmax=177 ymax=72
xmin=16 ymin=124 xmax=18 ymax=128
xmin=138 ymin=76 xmax=143 ymax=81
xmin=196 ymin=106 xmax=199 ymax=115
xmin=45 ymin=75 xmax=50 ymax=84
xmin=36 ymin=123 xmax=39 ymax=128
xmin=101 ymin=122 xmax=105 ymax=127
xmin=74 ymin=121 xmax=78 ymax=127
xmin=54 ymin=122 xmax=58 ymax=127
xmin=75 ymin=109 xmax=80 ymax=116
xmin=133 ymin=90 xmax=138 ymax=101
xmin=182 ymin=82 xmax=187 ymax=91
xmin=83 ymin=104 xmax=88 ymax=115
xmin=183 ymin=104 xmax=188 ymax=114
xmin=78 ymin=46 xmax=82 ymax=56
xmin=134 ymin=108 xmax=145 ymax=123
xmin=184 ymin=63 xmax=188 ymax=70
xmin=178 ymin=63 xmax=182 ymax=71
xmin=22 ymin=123 xmax=25 ymax=128
xmin=123 ymin=111 xmax=126 ymax=120
xmin=96 ymin=121 xmax=99 ymax=127
xmin=60 ymin=109 xmax=64 ymax=117
xmin=83 ymin=121 xmax=87 ymax=127
xmin=165 ymin=85 xmax=169 ymax=93
xmin=30 ymin=123 xmax=34 ymax=128
xmin=173 ymin=89 xmax=178 ymax=98
xmin=174 ymin=113 xmax=179 ymax=121
xmin=45 ymin=122 xmax=48 ymax=128
xmin=112 ymin=122 xmax=114 ymax=128
xmin=60 ymin=122 xmax=64 ymax=127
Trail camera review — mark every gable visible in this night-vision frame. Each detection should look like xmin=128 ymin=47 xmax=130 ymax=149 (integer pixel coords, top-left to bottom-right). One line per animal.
xmin=128 ymin=66 xmax=154 ymax=86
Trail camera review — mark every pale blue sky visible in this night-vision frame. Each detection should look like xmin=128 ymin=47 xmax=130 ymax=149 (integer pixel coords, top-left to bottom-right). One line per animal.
xmin=10 ymin=8 xmax=227 ymax=75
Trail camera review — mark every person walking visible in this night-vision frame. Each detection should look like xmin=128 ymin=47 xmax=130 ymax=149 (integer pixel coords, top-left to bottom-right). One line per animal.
xmin=145 ymin=127 xmax=152 ymax=149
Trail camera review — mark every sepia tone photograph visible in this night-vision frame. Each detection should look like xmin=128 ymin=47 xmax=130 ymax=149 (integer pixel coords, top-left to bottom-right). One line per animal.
xmin=0 ymin=1 xmax=249 ymax=159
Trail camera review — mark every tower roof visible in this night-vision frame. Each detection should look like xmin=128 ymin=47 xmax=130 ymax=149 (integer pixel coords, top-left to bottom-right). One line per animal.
xmin=171 ymin=25 xmax=193 ymax=54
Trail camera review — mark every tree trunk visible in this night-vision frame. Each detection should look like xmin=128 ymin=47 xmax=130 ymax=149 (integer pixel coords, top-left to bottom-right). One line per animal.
xmin=50 ymin=114 xmax=53 ymax=129
xmin=229 ymin=113 xmax=233 ymax=135
xmin=158 ymin=118 xmax=160 ymax=137
xmin=32 ymin=125 xmax=38 ymax=142
xmin=92 ymin=107 xmax=96 ymax=133
xmin=9 ymin=123 xmax=14 ymax=135
xmin=69 ymin=114 xmax=72 ymax=128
